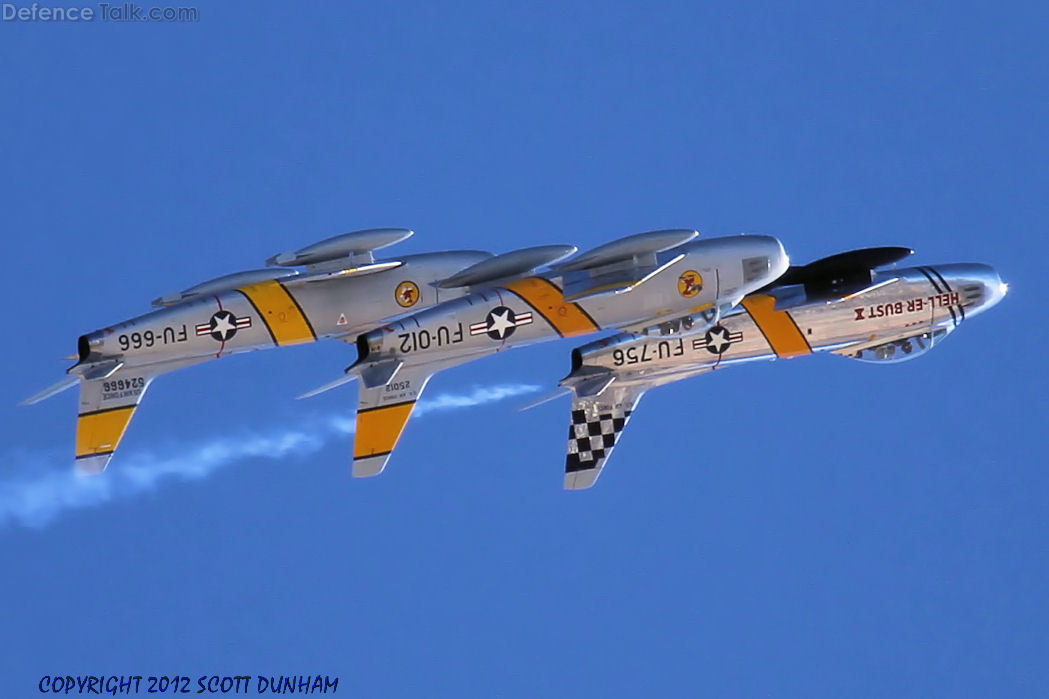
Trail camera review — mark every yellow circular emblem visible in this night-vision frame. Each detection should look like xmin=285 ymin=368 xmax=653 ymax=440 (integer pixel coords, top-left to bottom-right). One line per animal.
xmin=677 ymin=270 xmax=703 ymax=298
xmin=395 ymin=280 xmax=420 ymax=308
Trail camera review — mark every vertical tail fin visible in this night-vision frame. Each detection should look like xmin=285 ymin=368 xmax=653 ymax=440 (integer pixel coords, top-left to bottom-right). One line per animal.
xmin=564 ymin=385 xmax=645 ymax=490
xmin=74 ymin=368 xmax=155 ymax=474
xmin=352 ymin=364 xmax=433 ymax=478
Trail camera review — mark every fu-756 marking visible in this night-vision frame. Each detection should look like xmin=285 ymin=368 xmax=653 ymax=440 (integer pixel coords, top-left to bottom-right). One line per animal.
xmin=554 ymin=252 xmax=1006 ymax=489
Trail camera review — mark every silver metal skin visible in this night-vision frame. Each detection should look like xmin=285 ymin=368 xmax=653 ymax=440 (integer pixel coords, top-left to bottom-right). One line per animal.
xmin=346 ymin=234 xmax=790 ymax=478
xmin=24 ymin=230 xmax=501 ymax=474
xmin=559 ymin=262 xmax=1007 ymax=489
xmin=76 ymin=250 xmax=490 ymax=372
xmin=356 ymin=235 xmax=789 ymax=368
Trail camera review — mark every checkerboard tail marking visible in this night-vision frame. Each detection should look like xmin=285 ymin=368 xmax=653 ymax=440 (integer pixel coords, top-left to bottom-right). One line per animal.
xmin=564 ymin=390 xmax=643 ymax=489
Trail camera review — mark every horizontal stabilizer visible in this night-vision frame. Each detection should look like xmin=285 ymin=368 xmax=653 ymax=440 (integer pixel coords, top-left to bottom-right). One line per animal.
xmin=560 ymin=365 xmax=616 ymax=398
xmin=555 ymin=229 xmax=698 ymax=273
xmin=516 ymin=387 xmax=571 ymax=412
xmin=356 ymin=359 xmax=403 ymax=389
xmin=80 ymin=360 xmax=124 ymax=381
xmin=437 ymin=245 xmax=577 ymax=288
xmin=268 ymin=228 xmax=414 ymax=268
xmin=296 ymin=372 xmax=359 ymax=400
xmin=20 ymin=375 xmax=78 ymax=405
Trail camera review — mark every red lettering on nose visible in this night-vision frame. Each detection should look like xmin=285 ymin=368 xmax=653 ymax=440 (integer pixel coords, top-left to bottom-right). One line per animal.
xmin=854 ymin=308 xmax=865 ymax=320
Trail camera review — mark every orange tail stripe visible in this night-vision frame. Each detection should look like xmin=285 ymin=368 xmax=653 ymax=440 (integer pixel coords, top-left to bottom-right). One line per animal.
xmin=76 ymin=406 xmax=136 ymax=458
xmin=238 ymin=280 xmax=316 ymax=346
xmin=741 ymin=295 xmax=812 ymax=358
xmin=354 ymin=401 xmax=416 ymax=459
xmin=504 ymin=277 xmax=600 ymax=338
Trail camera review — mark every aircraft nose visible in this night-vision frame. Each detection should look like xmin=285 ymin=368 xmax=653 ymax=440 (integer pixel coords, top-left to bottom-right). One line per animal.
xmin=984 ymin=269 xmax=1008 ymax=310
xmin=761 ymin=235 xmax=791 ymax=280
xmin=936 ymin=263 xmax=1007 ymax=318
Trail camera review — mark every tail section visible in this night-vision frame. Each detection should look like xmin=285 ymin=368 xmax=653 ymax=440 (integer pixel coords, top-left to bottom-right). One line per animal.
xmin=352 ymin=371 xmax=431 ymax=477
xmin=564 ymin=385 xmax=644 ymax=490
xmin=24 ymin=357 xmax=206 ymax=474
xmin=348 ymin=345 xmax=477 ymax=477
xmin=73 ymin=368 xmax=156 ymax=473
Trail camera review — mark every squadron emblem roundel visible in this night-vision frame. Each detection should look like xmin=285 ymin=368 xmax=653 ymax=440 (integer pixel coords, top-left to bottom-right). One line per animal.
xmin=677 ymin=270 xmax=703 ymax=298
xmin=395 ymin=281 xmax=420 ymax=308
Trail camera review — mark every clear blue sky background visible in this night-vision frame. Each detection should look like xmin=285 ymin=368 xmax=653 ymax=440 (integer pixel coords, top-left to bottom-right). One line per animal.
xmin=2 ymin=2 xmax=1046 ymax=696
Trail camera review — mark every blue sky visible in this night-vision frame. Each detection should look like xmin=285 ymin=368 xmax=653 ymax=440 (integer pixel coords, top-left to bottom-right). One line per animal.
xmin=2 ymin=2 xmax=1046 ymax=695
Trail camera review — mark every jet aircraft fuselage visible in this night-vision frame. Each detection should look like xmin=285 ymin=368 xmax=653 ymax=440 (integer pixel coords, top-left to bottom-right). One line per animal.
xmin=572 ymin=262 xmax=1006 ymax=382
xmin=559 ymin=261 xmax=1008 ymax=488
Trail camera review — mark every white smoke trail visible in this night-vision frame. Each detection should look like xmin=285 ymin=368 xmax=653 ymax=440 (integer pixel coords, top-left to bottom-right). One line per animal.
xmin=0 ymin=383 xmax=538 ymax=529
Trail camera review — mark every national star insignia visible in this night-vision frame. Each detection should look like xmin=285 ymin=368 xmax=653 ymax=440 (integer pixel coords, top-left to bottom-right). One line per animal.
xmin=705 ymin=325 xmax=732 ymax=354
xmin=487 ymin=308 xmax=516 ymax=339
xmin=696 ymin=324 xmax=742 ymax=355
xmin=195 ymin=310 xmax=252 ymax=342
xmin=468 ymin=306 xmax=534 ymax=341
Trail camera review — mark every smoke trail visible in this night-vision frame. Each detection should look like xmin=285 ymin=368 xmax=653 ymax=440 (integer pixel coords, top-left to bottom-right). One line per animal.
xmin=0 ymin=383 xmax=538 ymax=529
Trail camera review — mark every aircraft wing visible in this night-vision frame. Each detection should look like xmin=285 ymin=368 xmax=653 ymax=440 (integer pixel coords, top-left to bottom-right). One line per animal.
xmin=560 ymin=253 xmax=686 ymax=302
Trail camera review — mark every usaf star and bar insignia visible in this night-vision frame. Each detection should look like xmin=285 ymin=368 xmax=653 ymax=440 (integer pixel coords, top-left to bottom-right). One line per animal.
xmin=469 ymin=306 xmax=534 ymax=341
xmin=195 ymin=310 xmax=252 ymax=342
xmin=693 ymin=324 xmax=742 ymax=355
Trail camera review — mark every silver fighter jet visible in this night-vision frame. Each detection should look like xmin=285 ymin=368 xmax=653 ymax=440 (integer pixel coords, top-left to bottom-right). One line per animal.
xmin=553 ymin=248 xmax=1008 ymax=488
xmin=343 ymin=230 xmax=789 ymax=477
xmin=23 ymin=228 xmax=575 ymax=473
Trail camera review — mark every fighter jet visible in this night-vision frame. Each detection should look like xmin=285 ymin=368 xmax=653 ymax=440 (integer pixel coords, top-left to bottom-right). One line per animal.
xmin=552 ymin=247 xmax=1008 ymax=488
xmin=22 ymin=228 xmax=578 ymax=473
xmin=343 ymin=230 xmax=789 ymax=477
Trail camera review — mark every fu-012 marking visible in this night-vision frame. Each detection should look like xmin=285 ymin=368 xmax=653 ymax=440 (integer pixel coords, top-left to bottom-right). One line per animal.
xmin=398 ymin=324 xmax=465 ymax=353
xmin=855 ymin=292 xmax=960 ymax=321
xmin=117 ymin=325 xmax=188 ymax=351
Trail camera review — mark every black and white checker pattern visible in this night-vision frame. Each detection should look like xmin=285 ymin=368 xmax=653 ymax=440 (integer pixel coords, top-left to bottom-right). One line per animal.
xmin=565 ymin=407 xmax=633 ymax=473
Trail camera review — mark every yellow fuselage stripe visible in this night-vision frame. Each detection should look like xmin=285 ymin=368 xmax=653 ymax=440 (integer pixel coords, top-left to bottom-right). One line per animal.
xmin=504 ymin=277 xmax=600 ymax=338
xmin=741 ymin=294 xmax=812 ymax=358
xmin=76 ymin=406 xmax=136 ymax=458
xmin=238 ymin=281 xmax=316 ymax=346
xmin=354 ymin=401 xmax=416 ymax=459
